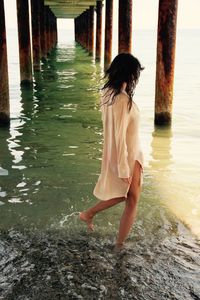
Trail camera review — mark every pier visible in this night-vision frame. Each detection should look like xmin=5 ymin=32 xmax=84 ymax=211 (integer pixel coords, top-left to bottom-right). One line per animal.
xmin=0 ymin=0 xmax=179 ymax=126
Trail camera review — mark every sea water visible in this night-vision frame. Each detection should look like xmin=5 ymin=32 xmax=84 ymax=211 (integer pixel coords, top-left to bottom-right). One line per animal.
xmin=0 ymin=28 xmax=199 ymax=237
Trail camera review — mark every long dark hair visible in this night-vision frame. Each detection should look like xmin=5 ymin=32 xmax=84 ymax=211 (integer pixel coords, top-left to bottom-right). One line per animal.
xmin=100 ymin=53 xmax=144 ymax=112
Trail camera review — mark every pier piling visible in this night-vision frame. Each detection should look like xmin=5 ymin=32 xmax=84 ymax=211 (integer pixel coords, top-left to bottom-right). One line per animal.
xmin=0 ymin=0 xmax=179 ymax=127
xmin=88 ymin=6 xmax=94 ymax=55
xmin=40 ymin=0 xmax=46 ymax=59
xmin=31 ymin=0 xmax=41 ymax=71
xmin=45 ymin=6 xmax=51 ymax=54
xmin=16 ymin=0 xmax=33 ymax=85
xmin=118 ymin=0 xmax=132 ymax=53
xmin=104 ymin=0 xmax=113 ymax=67
xmin=0 ymin=0 xmax=10 ymax=126
xmin=155 ymin=0 xmax=178 ymax=126
xmin=83 ymin=11 xmax=88 ymax=50
xmin=96 ymin=0 xmax=102 ymax=60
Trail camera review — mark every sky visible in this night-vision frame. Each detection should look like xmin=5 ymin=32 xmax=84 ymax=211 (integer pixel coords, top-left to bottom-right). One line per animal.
xmin=4 ymin=0 xmax=200 ymax=31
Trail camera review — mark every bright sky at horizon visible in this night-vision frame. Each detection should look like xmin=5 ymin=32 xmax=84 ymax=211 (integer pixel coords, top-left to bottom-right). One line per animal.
xmin=4 ymin=0 xmax=200 ymax=30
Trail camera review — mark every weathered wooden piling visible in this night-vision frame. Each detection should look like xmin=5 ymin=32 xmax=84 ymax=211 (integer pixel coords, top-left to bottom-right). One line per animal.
xmin=79 ymin=13 xmax=84 ymax=47
xmin=53 ymin=14 xmax=58 ymax=47
xmin=0 ymin=0 xmax=10 ymax=126
xmin=40 ymin=0 xmax=46 ymax=59
xmin=88 ymin=6 xmax=94 ymax=55
xmin=49 ymin=9 xmax=54 ymax=50
xmin=55 ymin=16 xmax=58 ymax=44
xmin=75 ymin=15 xmax=80 ymax=44
xmin=83 ymin=11 xmax=88 ymax=49
xmin=104 ymin=0 xmax=113 ymax=67
xmin=96 ymin=0 xmax=102 ymax=59
xmin=155 ymin=0 xmax=178 ymax=126
xmin=16 ymin=0 xmax=33 ymax=85
xmin=118 ymin=0 xmax=132 ymax=53
xmin=74 ymin=17 xmax=77 ymax=42
xmin=31 ymin=0 xmax=41 ymax=71
xmin=44 ymin=6 xmax=50 ymax=55
xmin=85 ymin=10 xmax=89 ymax=50
xmin=50 ymin=10 xmax=57 ymax=49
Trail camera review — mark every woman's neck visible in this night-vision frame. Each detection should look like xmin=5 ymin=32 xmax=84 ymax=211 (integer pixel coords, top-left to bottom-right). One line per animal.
xmin=121 ymin=82 xmax=127 ymax=91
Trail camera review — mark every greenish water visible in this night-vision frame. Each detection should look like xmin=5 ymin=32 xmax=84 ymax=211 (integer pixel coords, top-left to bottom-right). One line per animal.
xmin=0 ymin=30 xmax=200 ymax=299
xmin=0 ymin=44 xmax=104 ymax=229
xmin=1 ymin=29 xmax=200 ymax=238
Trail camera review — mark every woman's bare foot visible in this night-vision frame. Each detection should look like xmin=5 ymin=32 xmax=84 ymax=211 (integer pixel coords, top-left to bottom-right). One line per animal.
xmin=79 ymin=211 xmax=94 ymax=231
xmin=113 ymin=242 xmax=125 ymax=252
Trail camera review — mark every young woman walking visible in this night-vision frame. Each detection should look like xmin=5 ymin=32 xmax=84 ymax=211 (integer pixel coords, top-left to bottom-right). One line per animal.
xmin=79 ymin=53 xmax=144 ymax=249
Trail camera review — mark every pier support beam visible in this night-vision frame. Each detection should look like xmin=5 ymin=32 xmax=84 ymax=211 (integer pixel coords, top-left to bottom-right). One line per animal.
xmin=88 ymin=6 xmax=94 ymax=55
xmin=104 ymin=0 xmax=113 ymax=67
xmin=96 ymin=0 xmax=102 ymax=60
xmin=53 ymin=14 xmax=58 ymax=47
xmin=155 ymin=0 xmax=178 ymax=126
xmin=85 ymin=10 xmax=89 ymax=50
xmin=44 ymin=6 xmax=51 ymax=55
xmin=79 ymin=13 xmax=83 ymax=47
xmin=118 ymin=0 xmax=132 ymax=53
xmin=0 ymin=0 xmax=10 ymax=126
xmin=49 ymin=10 xmax=57 ymax=50
xmin=55 ymin=16 xmax=58 ymax=45
xmin=75 ymin=15 xmax=80 ymax=44
xmin=31 ymin=0 xmax=41 ymax=71
xmin=74 ymin=17 xmax=77 ymax=42
xmin=49 ymin=9 xmax=54 ymax=50
xmin=83 ymin=11 xmax=88 ymax=49
xmin=40 ymin=0 xmax=46 ymax=59
xmin=16 ymin=0 xmax=33 ymax=85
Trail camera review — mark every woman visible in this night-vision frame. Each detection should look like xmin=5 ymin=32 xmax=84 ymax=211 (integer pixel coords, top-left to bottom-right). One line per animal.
xmin=79 ymin=53 xmax=144 ymax=249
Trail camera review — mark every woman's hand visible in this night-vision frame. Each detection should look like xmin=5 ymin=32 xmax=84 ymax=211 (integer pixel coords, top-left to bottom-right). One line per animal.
xmin=120 ymin=176 xmax=132 ymax=184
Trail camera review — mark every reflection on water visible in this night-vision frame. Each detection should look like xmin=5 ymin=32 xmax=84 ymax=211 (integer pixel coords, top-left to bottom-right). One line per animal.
xmin=149 ymin=127 xmax=200 ymax=237
xmin=0 ymin=42 xmax=103 ymax=229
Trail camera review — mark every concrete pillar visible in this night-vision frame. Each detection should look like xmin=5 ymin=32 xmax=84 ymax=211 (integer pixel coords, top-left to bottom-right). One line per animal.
xmin=155 ymin=0 xmax=178 ymax=126
xmin=118 ymin=0 xmax=132 ymax=53
xmin=88 ymin=6 xmax=94 ymax=55
xmin=16 ymin=0 xmax=33 ymax=85
xmin=96 ymin=0 xmax=102 ymax=60
xmin=104 ymin=0 xmax=113 ymax=67
xmin=31 ymin=0 xmax=41 ymax=71
xmin=0 ymin=0 xmax=10 ymax=126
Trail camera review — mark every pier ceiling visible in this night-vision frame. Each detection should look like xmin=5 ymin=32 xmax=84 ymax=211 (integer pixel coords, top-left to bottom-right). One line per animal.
xmin=44 ymin=0 xmax=104 ymax=18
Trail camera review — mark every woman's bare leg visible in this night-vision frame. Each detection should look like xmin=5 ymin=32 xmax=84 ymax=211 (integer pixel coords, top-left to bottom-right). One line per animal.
xmin=79 ymin=196 xmax=125 ymax=231
xmin=115 ymin=161 xmax=142 ymax=248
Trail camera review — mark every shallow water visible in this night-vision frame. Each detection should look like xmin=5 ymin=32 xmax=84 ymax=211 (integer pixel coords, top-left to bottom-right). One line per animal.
xmin=0 ymin=29 xmax=200 ymax=299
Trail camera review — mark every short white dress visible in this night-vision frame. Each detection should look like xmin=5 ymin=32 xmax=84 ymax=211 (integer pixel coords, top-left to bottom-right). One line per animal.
xmin=93 ymin=87 xmax=144 ymax=201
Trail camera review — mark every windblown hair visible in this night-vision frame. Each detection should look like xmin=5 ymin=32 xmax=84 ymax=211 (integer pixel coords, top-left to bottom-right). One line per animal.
xmin=100 ymin=53 xmax=144 ymax=112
